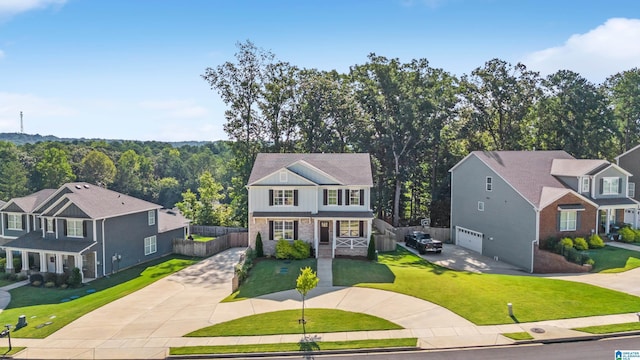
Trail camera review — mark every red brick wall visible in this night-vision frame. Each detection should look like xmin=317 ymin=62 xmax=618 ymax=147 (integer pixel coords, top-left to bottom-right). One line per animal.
xmin=539 ymin=193 xmax=597 ymax=246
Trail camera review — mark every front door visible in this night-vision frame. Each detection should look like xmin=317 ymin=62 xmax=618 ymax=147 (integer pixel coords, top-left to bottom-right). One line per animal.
xmin=47 ymin=254 xmax=56 ymax=273
xmin=320 ymin=221 xmax=329 ymax=244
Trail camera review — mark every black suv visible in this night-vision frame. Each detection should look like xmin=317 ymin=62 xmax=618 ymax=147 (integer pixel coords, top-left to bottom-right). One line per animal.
xmin=404 ymin=231 xmax=443 ymax=254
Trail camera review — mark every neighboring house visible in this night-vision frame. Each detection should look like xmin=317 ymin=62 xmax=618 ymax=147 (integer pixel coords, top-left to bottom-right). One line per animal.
xmin=0 ymin=182 xmax=188 ymax=281
xmin=247 ymin=153 xmax=374 ymax=258
xmin=450 ymin=150 xmax=638 ymax=272
xmin=615 ymin=144 xmax=640 ymax=226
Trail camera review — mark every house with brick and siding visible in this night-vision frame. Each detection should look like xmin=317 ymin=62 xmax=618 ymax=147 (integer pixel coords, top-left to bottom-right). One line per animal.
xmin=0 ymin=182 xmax=188 ymax=282
xmin=615 ymin=144 xmax=640 ymax=227
xmin=247 ymin=153 xmax=374 ymax=258
xmin=450 ymin=150 xmax=638 ymax=272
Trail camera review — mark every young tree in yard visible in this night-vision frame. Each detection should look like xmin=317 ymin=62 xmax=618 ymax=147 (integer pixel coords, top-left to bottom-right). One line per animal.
xmin=296 ymin=266 xmax=319 ymax=330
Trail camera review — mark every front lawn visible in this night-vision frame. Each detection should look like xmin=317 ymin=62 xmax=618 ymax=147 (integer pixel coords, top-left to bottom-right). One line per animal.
xmin=0 ymin=255 xmax=199 ymax=338
xmin=586 ymin=245 xmax=640 ymax=273
xmin=186 ymin=309 xmax=402 ymax=336
xmin=223 ymin=258 xmax=316 ymax=301
xmin=191 ymin=234 xmax=215 ymax=242
xmin=575 ymin=322 xmax=640 ymax=334
xmin=333 ymin=247 xmax=640 ymax=325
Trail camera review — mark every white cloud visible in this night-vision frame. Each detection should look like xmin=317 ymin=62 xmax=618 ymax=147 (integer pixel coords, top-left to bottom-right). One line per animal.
xmin=0 ymin=0 xmax=66 ymax=19
xmin=0 ymin=92 xmax=78 ymax=133
xmin=139 ymin=99 xmax=209 ymax=119
xmin=0 ymin=50 xmax=4 ymax=59
xmin=522 ymin=18 xmax=640 ymax=83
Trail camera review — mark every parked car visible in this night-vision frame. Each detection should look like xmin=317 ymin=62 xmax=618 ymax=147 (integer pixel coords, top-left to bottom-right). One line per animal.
xmin=404 ymin=231 xmax=442 ymax=254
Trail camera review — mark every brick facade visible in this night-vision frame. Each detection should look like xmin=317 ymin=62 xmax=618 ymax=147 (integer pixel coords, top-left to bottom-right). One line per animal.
xmin=539 ymin=193 xmax=597 ymax=245
xmin=248 ymin=217 xmax=314 ymax=256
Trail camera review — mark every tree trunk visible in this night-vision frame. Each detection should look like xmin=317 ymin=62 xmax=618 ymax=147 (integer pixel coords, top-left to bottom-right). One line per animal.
xmin=393 ymin=153 xmax=401 ymax=227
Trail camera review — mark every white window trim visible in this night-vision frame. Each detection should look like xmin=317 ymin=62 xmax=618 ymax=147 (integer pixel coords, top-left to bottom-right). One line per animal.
xmin=339 ymin=220 xmax=360 ymax=238
xmin=559 ymin=211 xmax=577 ymax=231
xmin=602 ymin=177 xmax=619 ymax=195
xmin=348 ymin=189 xmax=360 ymax=206
xmin=148 ymin=210 xmax=156 ymax=226
xmin=273 ymin=220 xmax=294 ymax=240
xmin=7 ymin=213 xmax=22 ymax=231
xmin=486 ymin=176 xmax=493 ymax=192
xmin=273 ymin=189 xmax=294 ymax=206
xmin=327 ymin=189 xmax=338 ymax=206
xmin=478 ymin=201 xmax=485 ymax=212
xmin=581 ymin=177 xmax=590 ymax=193
xmin=629 ymin=182 xmax=635 ymax=198
xmin=144 ymin=235 xmax=157 ymax=255
xmin=46 ymin=218 xmax=54 ymax=233
xmin=67 ymin=219 xmax=84 ymax=238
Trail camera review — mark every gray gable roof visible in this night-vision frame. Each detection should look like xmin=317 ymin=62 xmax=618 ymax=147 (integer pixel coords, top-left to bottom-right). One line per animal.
xmin=248 ymin=153 xmax=373 ymax=186
xmin=550 ymin=159 xmax=609 ymax=177
xmin=9 ymin=189 xmax=57 ymax=213
xmin=471 ymin=150 xmax=575 ymax=208
xmin=158 ymin=209 xmax=189 ymax=233
xmin=58 ymin=183 xmax=161 ymax=219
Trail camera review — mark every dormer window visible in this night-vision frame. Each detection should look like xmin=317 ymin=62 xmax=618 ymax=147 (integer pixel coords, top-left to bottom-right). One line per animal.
xmin=581 ymin=177 xmax=590 ymax=193
xmin=602 ymin=177 xmax=620 ymax=195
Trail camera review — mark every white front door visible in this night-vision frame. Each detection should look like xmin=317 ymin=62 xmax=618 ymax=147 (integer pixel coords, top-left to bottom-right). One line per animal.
xmin=47 ymin=254 xmax=56 ymax=273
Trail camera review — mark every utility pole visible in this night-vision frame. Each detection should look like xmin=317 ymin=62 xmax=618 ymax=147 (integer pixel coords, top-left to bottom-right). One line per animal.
xmin=20 ymin=111 xmax=23 ymax=133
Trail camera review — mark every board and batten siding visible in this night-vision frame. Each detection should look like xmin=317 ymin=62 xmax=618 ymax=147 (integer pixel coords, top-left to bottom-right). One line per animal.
xmin=592 ymin=167 xmax=629 ymax=200
xmin=249 ymin=186 xmax=316 ymax=213
xmin=451 ymin=155 xmax=537 ymax=272
xmin=317 ymin=188 xmax=369 ymax=212
xmin=617 ymin=149 xmax=640 ymax=202
xmin=287 ymin=163 xmax=338 ymax=184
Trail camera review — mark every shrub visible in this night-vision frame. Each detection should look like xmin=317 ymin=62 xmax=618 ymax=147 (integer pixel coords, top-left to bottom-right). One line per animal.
xmin=44 ymin=281 xmax=55 ymax=288
xmin=275 ymin=239 xmax=292 ymax=259
xmin=255 ymin=232 xmax=264 ymax=257
xmin=367 ymin=235 xmax=377 ymax=260
xmin=0 ymin=258 xmax=5 ymax=273
xmin=558 ymin=237 xmax=573 ymax=255
xmin=67 ymin=268 xmax=82 ymax=288
xmin=31 ymin=280 xmax=42 ymax=287
xmin=585 ymin=258 xmax=595 ymax=266
xmin=60 ymin=283 xmax=68 ymax=289
xmin=56 ymin=272 xmax=70 ymax=287
xmin=291 ymin=240 xmax=310 ymax=260
xmin=44 ymin=272 xmax=57 ymax=284
xmin=573 ymin=237 xmax=588 ymax=251
xmin=12 ymin=258 xmax=21 ymax=273
xmin=541 ymin=237 xmax=559 ymax=251
xmin=619 ymin=226 xmax=635 ymax=243
xmin=8 ymin=273 xmax=18 ymax=281
xmin=17 ymin=273 xmax=27 ymax=281
xmin=634 ymin=229 xmax=640 ymax=243
xmin=588 ymin=234 xmax=605 ymax=249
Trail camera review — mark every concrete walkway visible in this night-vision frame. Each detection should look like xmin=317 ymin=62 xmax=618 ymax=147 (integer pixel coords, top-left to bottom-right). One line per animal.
xmin=6 ymin=247 xmax=640 ymax=359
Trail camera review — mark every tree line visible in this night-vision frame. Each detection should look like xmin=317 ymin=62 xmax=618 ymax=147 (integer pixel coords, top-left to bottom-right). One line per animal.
xmin=203 ymin=40 xmax=640 ymax=227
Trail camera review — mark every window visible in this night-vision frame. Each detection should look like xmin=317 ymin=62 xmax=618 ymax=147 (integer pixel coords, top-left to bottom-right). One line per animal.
xmin=46 ymin=218 xmax=54 ymax=233
xmin=629 ymin=182 xmax=636 ymax=198
xmin=602 ymin=177 xmax=620 ymax=195
xmin=486 ymin=177 xmax=493 ymax=191
xmin=279 ymin=171 xmax=287 ymax=182
xmin=148 ymin=210 xmax=155 ymax=226
xmin=327 ymin=189 xmax=338 ymax=205
xmin=581 ymin=177 xmax=590 ymax=193
xmin=339 ymin=220 xmax=360 ymax=237
xmin=478 ymin=201 xmax=484 ymax=211
xmin=144 ymin=235 xmax=157 ymax=255
xmin=7 ymin=214 xmax=22 ymax=230
xmin=67 ymin=220 xmax=84 ymax=237
xmin=560 ymin=211 xmax=577 ymax=231
xmin=349 ymin=190 xmax=360 ymax=206
xmin=273 ymin=220 xmax=294 ymax=240
xmin=273 ymin=190 xmax=294 ymax=206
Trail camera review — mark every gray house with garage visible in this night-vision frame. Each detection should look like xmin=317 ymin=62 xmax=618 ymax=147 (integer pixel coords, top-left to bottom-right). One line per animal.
xmin=450 ymin=150 xmax=638 ymax=272
xmin=0 ymin=182 xmax=188 ymax=281
xmin=247 ymin=153 xmax=374 ymax=258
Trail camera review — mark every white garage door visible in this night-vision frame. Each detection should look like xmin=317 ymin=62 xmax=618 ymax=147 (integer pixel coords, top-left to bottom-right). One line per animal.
xmin=455 ymin=226 xmax=483 ymax=253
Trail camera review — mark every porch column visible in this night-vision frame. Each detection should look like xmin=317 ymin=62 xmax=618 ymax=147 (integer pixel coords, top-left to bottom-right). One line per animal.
xmin=39 ymin=253 xmax=47 ymax=272
xmin=313 ymin=219 xmax=318 ymax=258
xmin=5 ymin=250 xmax=13 ymax=272
xmin=367 ymin=219 xmax=372 ymax=243
xmin=332 ymin=220 xmax=336 ymax=258
xmin=606 ymin=209 xmax=611 ymax=234
xmin=21 ymin=251 xmax=29 ymax=272
xmin=55 ymin=254 xmax=63 ymax=274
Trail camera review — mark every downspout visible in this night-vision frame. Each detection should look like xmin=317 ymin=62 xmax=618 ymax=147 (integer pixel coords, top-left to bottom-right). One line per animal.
xmin=449 ymin=171 xmax=454 ymax=243
xmin=102 ymin=218 xmax=106 ymax=277
xmin=532 ymin=208 xmax=540 ymax=273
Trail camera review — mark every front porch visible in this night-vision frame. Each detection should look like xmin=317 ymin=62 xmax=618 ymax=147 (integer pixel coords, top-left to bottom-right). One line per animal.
xmin=313 ymin=217 xmax=372 ymax=258
xmin=596 ymin=199 xmax=640 ymax=240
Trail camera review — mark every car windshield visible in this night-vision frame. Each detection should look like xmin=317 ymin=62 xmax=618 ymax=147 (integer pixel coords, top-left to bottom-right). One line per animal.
xmin=414 ymin=232 xmax=430 ymax=240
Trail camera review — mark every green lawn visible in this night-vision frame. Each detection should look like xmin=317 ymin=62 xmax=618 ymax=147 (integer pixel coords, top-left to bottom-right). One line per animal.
xmin=574 ymin=322 xmax=640 ymax=334
xmin=501 ymin=332 xmax=534 ymax=341
xmin=186 ymin=309 xmax=402 ymax=336
xmin=191 ymin=234 xmax=215 ymax=242
xmin=0 ymin=255 xmax=199 ymax=338
xmin=0 ymin=347 xmax=26 ymax=356
xmin=170 ymin=338 xmax=417 ymax=355
xmin=223 ymin=258 xmax=316 ymax=301
xmin=332 ymin=247 xmax=640 ymax=325
xmin=586 ymin=245 xmax=640 ymax=273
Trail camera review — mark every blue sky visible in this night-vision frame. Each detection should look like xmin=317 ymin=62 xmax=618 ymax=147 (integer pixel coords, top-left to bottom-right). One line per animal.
xmin=1 ymin=0 xmax=639 ymax=142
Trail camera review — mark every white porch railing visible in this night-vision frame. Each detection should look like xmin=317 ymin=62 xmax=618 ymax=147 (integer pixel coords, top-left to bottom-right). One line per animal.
xmin=336 ymin=237 xmax=368 ymax=249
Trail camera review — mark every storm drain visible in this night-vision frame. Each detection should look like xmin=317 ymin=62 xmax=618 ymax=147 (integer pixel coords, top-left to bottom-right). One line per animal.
xmin=530 ymin=327 xmax=545 ymax=334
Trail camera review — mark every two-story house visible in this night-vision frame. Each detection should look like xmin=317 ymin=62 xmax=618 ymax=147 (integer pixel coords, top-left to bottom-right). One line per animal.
xmin=615 ymin=144 xmax=640 ymax=227
xmin=247 ymin=153 xmax=374 ymax=258
xmin=450 ymin=151 xmax=638 ymax=272
xmin=0 ymin=182 xmax=188 ymax=281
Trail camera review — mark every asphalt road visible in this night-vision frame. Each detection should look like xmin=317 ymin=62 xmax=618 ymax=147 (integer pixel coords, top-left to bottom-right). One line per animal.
xmin=238 ymin=335 xmax=640 ymax=360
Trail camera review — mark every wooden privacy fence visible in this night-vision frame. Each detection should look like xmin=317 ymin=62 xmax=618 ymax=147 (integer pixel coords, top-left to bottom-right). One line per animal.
xmin=173 ymin=232 xmax=248 ymax=257
xmin=189 ymin=225 xmax=247 ymax=237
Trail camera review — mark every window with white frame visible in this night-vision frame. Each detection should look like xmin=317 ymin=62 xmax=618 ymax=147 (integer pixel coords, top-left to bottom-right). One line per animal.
xmin=602 ymin=177 xmax=620 ymax=195
xmin=327 ymin=189 xmax=338 ymax=205
xmin=148 ymin=210 xmax=155 ymax=226
xmin=67 ymin=219 xmax=84 ymax=237
xmin=629 ymin=182 xmax=636 ymax=198
xmin=273 ymin=220 xmax=294 ymax=240
xmin=144 ymin=235 xmax=157 ymax=255
xmin=7 ymin=214 xmax=22 ymax=230
xmin=560 ymin=211 xmax=577 ymax=231
xmin=581 ymin=177 xmax=590 ymax=193
xmin=486 ymin=176 xmax=493 ymax=191
xmin=273 ymin=190 xmax=294 ymax=206
xmin=339 ymin=220 xmax=360 ymax=237
xmin=46 ymin=218 xmax=54 ymax=233
xmin=349 ymin=190 xmax=360 ymax=205
xmin=478 ymin=201 xmax=485 ymax=211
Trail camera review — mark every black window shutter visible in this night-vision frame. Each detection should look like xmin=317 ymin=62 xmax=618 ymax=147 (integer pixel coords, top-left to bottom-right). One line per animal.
xmin=557 ymin=212 xmax=561 ymax=231
xmin=345 ymin=190 xmax=350 ymax=205
xmin=336 ymin=221 xmax=341 ymax=236
xmin=323 ymin=190 xmax=328 ymax=205
xmin=44 ymin=219 xmax=48 ymax=232
xmin=619 ymin=178 xmax=622 ymax=194
xmin=64 ymin=220 xmax=68 ymax=235
xmin=599 ymin=178 xmax=603 ymax=194
xmin=53 ymin=219 xmax=56 ymax=232
xmin=294 ymin=190 xmax=298 ymax=206
xmin=3 ymin=214 xmax=7 ymax=229
xmin=294 ymin=221 xmax=298 ymax=239
xmin=359 ymin=221 xmax=364 ymax=237
xmin=269 ymin=190 xmax=274 ymax=206
xmin=82 ymin=221 xmax=87 ymax=237
xmin=269 ymin=221 xmax=274 ymax=240
xmin=576 ymin=212 xmax=581 ymax=230
xmin=360 ymin=189 xmax=365 ymax=205
xmin=22 ymin=215 xmax=26 ymax=230
xmin=338 ymin=190 xmax=342 ymax=205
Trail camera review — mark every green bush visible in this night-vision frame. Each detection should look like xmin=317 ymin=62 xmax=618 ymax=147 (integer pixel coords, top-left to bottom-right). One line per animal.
xmin=558 ymin=237 xmax=573 ymax=255
xmin=275 ymin=239 xmax=292 ymax=259
xmin=573 ymin=237 xmax=588 ymax=251
xmin=0 ymin=257 xmax=5 ymax=273
xmin=367 ymin=235 xmax=377 ymax=260
xmin=619 ymin=226 xmax=635 ymax=243
xmin=588 ymin=234 xmax=605 ymax=249
xmin=634 ymin=229 xmax=640 ymax=243
xmin=31 ymin=280 xmax=42 ymax=287
xmin=56 ymin=272 xmax=70 ymax=287
xmin=585 ymin=258 xmax=595 ymax=266
xmin=44 ymin=281 xmax=55 ymax=288
xmin=12 ymin=257 xmax=21 ymax=273
xmin=255 ymin=232 xmax=264 ymax=257
xmin=68 ymin=267 xmax=82 ymax=288
xmin=291 ymin=240 xmax=310 ymax=260
xmin=541 ymin=237 xmax=559 ymax=251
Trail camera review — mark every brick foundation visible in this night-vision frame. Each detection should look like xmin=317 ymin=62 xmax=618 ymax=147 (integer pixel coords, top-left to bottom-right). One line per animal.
xmin=533 ymin=247 xmax=592 ymax=273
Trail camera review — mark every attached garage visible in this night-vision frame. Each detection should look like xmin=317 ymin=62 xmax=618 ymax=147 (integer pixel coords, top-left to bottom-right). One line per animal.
xmin=455 ymin=226 xmax=483 ymax=253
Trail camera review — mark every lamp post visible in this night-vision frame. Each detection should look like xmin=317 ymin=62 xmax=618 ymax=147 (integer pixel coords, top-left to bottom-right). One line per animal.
xmin=0 ymin=325 xmax=11 ymax=352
